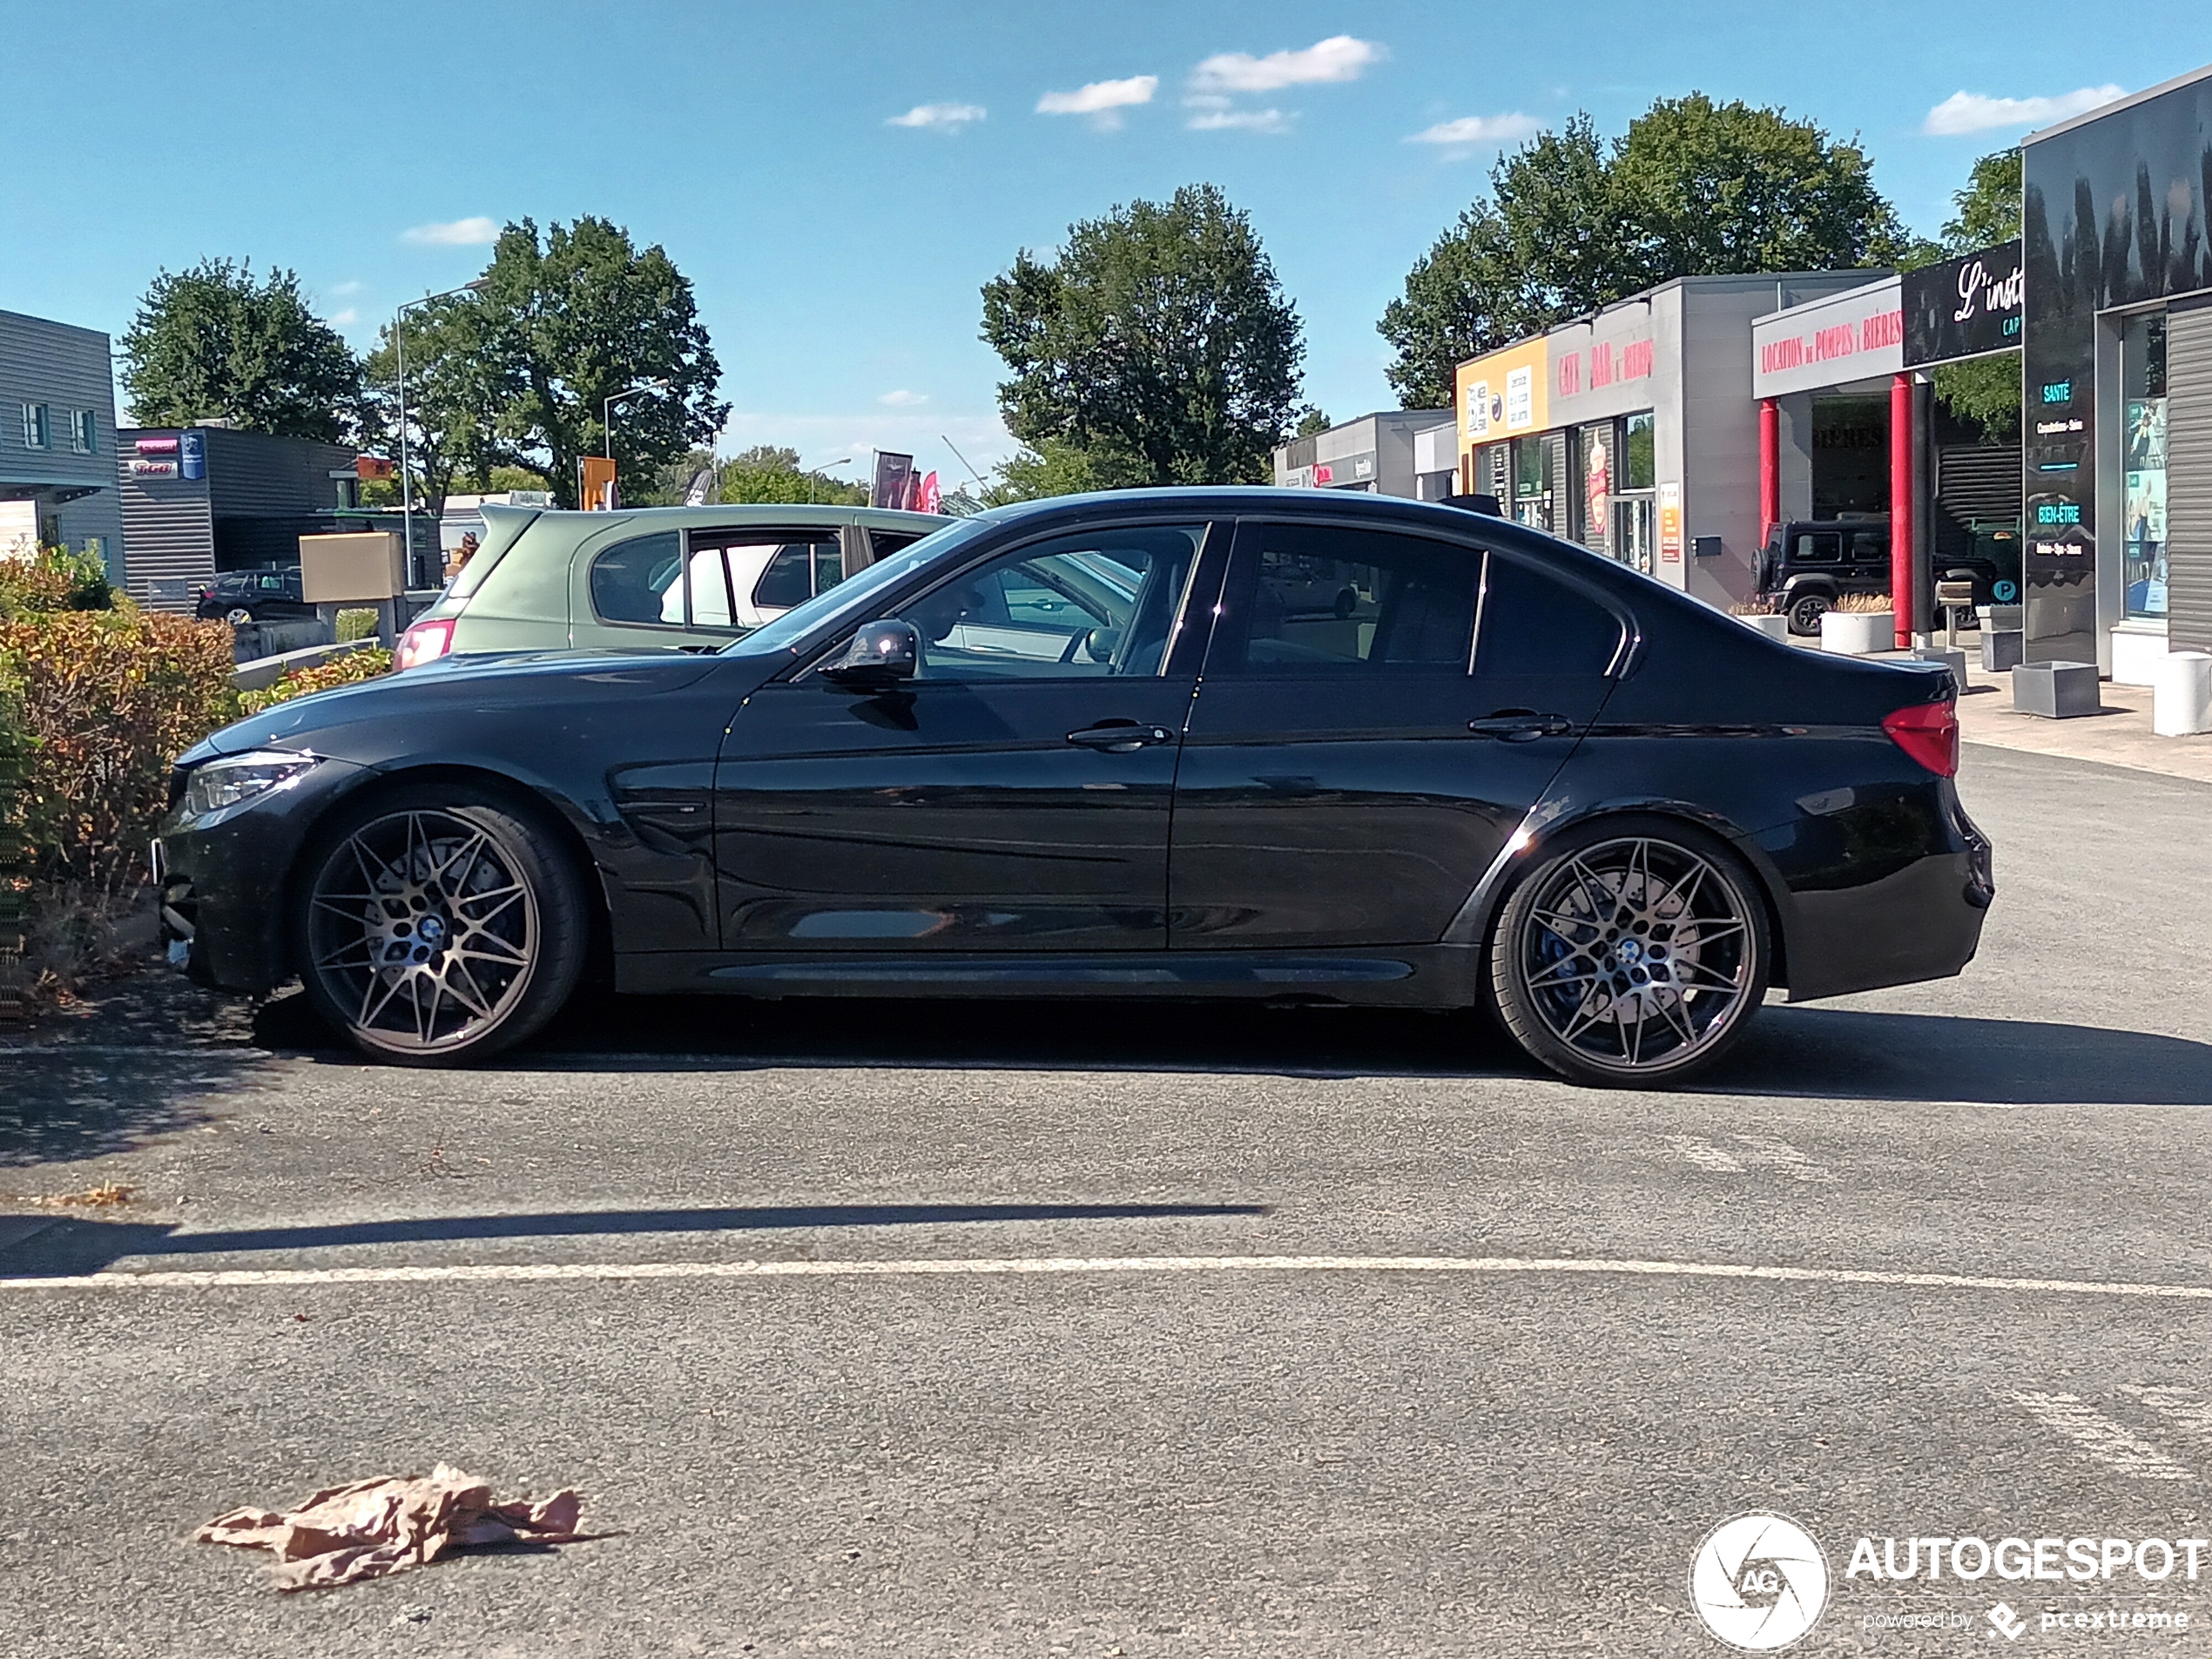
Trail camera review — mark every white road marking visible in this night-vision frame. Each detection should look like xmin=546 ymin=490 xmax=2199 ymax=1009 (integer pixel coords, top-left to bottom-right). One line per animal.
xmin=2122 ymin=1385 xmax=2212 ymax=1442
xmin=8 ymin=1252 xmax=2212 ymax=1304
xmin=1664 ymin=1135 xmax=1745 ymax=1173
xmin=2009 ymin=1392 xmax=2194 ymax=1481
xmin=1730 ymin=1134 xmax=1836 ymax=1184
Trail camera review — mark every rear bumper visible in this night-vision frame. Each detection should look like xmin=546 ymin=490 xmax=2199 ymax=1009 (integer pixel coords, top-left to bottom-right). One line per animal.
xmin=1776 ymin=787 xmax=1993 ymax=1002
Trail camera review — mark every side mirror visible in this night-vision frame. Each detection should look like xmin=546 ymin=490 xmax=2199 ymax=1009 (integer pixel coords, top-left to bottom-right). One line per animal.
xmin=822 ymin=617 xmax=919 ymax=689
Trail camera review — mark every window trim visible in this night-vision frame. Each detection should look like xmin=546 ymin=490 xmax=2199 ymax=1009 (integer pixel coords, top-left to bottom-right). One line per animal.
xmin=22 ymin=402 xmax=51 ymax=451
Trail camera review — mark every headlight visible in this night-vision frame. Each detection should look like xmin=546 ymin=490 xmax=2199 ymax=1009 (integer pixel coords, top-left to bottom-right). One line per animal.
xmin=181 ymin=749 xmax=320 ymax=817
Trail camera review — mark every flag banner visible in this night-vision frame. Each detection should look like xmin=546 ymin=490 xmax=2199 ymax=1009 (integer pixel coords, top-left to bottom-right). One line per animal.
xmin=872 ymin=452 xmax=916 ymax=509
xmin=581 ymin=456 xmax=617 ymax=510
xmin=914 ymin=471 xmax=941 ymax=514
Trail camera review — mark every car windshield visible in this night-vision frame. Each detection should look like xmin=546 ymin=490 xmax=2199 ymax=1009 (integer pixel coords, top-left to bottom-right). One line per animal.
xmin=722 ymin=516 xmax=998 ymax=657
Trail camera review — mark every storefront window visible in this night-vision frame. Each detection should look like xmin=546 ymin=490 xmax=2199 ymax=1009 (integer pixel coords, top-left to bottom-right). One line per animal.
xmin=1512 ymin=435 xmax=1550 ymax=529
xmin=1622 ymin=413 xmax=1655 ymax=491
xmin=2121 ymin=314 xmax=2168 ymax=621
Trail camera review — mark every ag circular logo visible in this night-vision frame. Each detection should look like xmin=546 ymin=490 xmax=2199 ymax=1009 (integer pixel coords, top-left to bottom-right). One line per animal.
xmin=1689 ymin=1512 xmax=1830 ymax=1650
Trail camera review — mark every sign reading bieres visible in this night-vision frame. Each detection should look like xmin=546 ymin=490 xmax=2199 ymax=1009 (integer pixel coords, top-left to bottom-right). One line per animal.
xmin=1750 ymin=274 xmax=1905 ymax=399
xmin=1901 ymin=238 xmax=2022 ymax=368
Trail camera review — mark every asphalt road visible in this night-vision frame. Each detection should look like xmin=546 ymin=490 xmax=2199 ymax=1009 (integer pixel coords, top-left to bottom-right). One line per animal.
xmin=3 ymin=742 xmax=2210 ymax=1658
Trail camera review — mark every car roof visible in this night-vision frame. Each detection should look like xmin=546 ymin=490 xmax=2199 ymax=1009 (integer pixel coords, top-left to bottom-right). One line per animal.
xmin=522 ymin=503 xmax=946 ymax=532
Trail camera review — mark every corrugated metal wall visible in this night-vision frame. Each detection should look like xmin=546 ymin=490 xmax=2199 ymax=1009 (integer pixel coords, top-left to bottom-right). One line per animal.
xmin=2168 ymin=299 xmax=2212 ymax=655
xmin=206 ymin=428 xmax=354 ymax=516
xmin=113 ymin=462 xmax=213 ymax=610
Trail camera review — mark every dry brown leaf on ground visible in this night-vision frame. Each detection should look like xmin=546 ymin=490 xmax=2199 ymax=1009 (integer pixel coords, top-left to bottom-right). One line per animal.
xmin=17 ymin=1182 xmax=136 ymax=1208
xmin=194 ymin=1463 xmax=588 ymax=1591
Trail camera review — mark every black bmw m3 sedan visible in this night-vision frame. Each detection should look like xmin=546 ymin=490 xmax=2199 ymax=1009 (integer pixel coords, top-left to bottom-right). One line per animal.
xmin=154 ymin=489 xmax=1993 ymax=1087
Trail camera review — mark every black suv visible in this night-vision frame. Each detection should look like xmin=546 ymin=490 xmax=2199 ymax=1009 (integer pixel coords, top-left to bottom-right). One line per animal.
xmin=1755 ymin=519 xmax=2020 ymax=635
xmin=195 ymin=567 xmax=314 ymax=625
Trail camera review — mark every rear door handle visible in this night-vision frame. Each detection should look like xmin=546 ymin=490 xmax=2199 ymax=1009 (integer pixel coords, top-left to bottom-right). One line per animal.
xmin=1468 ymin=710 xmax=1574 ymax=742
xmin=1067 ymin=721 xmax=1176 ymax=752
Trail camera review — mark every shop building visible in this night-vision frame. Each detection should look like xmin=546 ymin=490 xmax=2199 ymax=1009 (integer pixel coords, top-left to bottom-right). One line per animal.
xmin=117 ymin=425 xmax=361 ymax=610
xmin=1273 ymin=409 xmax=1456 ymax=499
xmin=1453 ymin=273 xmax=1878 ymax=608
xmin=2020 ymin=62 xmax=2212 ymax=681
xmin=0 ymin=307 xmax=124 ymax=577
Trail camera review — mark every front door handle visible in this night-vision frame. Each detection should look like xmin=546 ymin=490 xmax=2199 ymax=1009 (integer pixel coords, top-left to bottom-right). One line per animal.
xmin=1067 ymin=720 xmax=1176 ymax=752
xmin=1468 ymin=710 xmax=1574 ymax=742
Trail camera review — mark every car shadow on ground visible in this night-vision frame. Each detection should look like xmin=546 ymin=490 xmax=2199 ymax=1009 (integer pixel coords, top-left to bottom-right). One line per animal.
xmin=251 ymin=988 xmax=2212 ymax=1109
xmin=0 ymin=1199 xmax=1271 ymax=1279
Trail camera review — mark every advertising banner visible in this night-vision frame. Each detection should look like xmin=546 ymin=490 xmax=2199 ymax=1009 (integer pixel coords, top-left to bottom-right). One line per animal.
xmin=1454 ymin=337 xmax=1550 ymax=466
xmin=179 ymin=428 xmax=206 ymax=482
xmin=1902 ymin=239 xmax=2023 ymax=368
xmin=1750 ymin=276 xmax=1905 ymax=399
xmin=581 ymin=455 xmax=617 ymax=510
xmin=1658 ymin=481 xmax=1683 ymax=564
xmin=872 ymin=452 xmax=916 ymax=509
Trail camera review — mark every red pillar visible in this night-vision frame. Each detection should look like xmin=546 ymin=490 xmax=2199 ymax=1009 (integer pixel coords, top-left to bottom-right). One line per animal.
xmin=1888 ymin=373 xmax=1913 ymax=650
xmin=1757 ymin=398 xmax=1780 ymax=545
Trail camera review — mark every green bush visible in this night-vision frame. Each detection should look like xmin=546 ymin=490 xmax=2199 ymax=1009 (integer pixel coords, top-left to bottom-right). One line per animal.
xmin=235 ymin=644 xmax=393 ymax=715
xmin=0 ymin=544 xmax=118 ymax=619
xmin=334 ymin=607 xmax=380 ymax=643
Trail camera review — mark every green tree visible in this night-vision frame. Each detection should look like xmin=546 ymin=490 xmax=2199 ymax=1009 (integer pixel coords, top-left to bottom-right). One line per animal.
xmin=980 ymin=439 xmax=1106 ymax=506
xmin=1900 ymin=148 xmax=2024 ymax=442
xmin=981 ymin=184 xmax=1306 ymax=487
xmin=120 ymin=259 xmax=364 ymax=441
xmin=714 ymin=445 xmax=867 ymax=506
xmin=1379 ymin=97 xmax=1909 ymax=406
xmin=1295 ymin=408 xmax=1331 ymax=437
xmin=470 ymin=218 xmax=728 ymax=508
xmin=361 ymin=293 xmax=509 ymax=521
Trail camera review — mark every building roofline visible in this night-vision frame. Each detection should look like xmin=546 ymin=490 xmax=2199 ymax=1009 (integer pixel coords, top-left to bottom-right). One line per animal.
xmin=2025 ymin=60 xmax=2212 ymax=145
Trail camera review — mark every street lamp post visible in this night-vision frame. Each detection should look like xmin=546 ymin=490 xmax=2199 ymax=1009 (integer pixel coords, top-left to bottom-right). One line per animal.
xmin=599 ymin=379 xmax=671 ymax=508
xmin=395 ymin=278 xmax=489 ymax=590
xmin=804 ymin=456 xmax=850 ymax=504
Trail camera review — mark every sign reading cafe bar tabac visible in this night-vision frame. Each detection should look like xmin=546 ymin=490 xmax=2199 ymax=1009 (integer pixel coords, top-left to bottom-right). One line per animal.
xmin=1901 ymin=238 xmax=2023 ymax=368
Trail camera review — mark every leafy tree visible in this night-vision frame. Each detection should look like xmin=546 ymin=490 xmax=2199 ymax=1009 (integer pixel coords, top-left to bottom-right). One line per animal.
xmin=716 ymin=445 xmax=867 ymax=506
xmin=1295 ymin=408 xmax=1331 ymax=437
xmin=361 ymin=293 xmax=508 ymax=521
xmin=470 ymin=218 xmax=728 ymax=508
xmin=980 ymin=440 xmax=1107 ymax=506
xmin=981 ymin=184 xmax=1306 ymax=487
xmin=1379 ymin=98 xmax=1908 ymax=406
xmin=1899 ymin=148 xmax=2024 ymax=442
xmin=120 ymin=259 xmax=364 ymax=441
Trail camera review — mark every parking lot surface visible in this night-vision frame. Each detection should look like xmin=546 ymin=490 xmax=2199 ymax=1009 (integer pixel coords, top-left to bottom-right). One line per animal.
xmin=3 ymin=743 xmax=2209 ymax=1656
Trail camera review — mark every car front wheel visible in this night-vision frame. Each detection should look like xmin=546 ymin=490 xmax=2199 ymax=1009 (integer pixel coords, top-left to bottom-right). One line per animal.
xmin=1490 ymin=821 xmax=1770 ymax=1089
xmin=225 ymin=606 xmax=254 ymax=626
xmin=292 ymin=786 xmax=589 ymax=1065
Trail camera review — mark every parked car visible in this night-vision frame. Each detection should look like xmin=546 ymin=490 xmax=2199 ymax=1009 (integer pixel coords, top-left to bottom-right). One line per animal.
xmin=195 ymin=567 xmax=314 ymax=625
xmin=1756 ymin=517 xmax=2022 ymax=634
xmin=154 ymin=488 xmax=1992 ymax=1088
xmin=391 ymin=502 xmax=945 ymax=670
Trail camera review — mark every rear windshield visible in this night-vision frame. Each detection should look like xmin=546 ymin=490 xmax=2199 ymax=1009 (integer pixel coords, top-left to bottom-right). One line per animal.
xmin=723 ymin=517 xmax=995 ymax=657
xmin=443 ymin=509 xmax=541 ymax=601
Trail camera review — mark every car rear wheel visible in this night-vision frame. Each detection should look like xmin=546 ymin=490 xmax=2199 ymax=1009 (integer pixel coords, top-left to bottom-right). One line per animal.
xmin=1490 ymin=821 xmax=1770 ymax=1089
xmin=1786 ymin=592 xmax=1831 ymax=635
xmin=224 ymin=606 xmax=253 ymax=626
xmin=292 ymin=785 xmax=589 ymax=1066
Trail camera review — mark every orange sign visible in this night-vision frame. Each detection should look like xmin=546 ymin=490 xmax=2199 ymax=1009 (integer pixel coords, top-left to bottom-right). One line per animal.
xmin=1658 ymin=481 xmax=1683 ymax=563
xmin=581 ymin=455 xmax=617 ymax=510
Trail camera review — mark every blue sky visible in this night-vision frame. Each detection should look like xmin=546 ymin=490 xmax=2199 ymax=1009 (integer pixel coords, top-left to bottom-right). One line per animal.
xmin=3 ymin=1 xmax=2201 ymax=489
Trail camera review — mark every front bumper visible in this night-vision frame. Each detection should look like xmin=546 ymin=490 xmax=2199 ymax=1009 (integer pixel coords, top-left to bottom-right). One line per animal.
xmin=153 ymin=757 xmax=368 ymax=994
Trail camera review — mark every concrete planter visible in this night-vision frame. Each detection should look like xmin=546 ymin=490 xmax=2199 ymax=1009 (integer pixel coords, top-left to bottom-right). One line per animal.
xmin=2153 ymin=651 xmax=2212 ymax=737
xmin=1740 ymin=613 xmax=1791 ymax=643
xmin=1819 ymin=610 xmax=1893 ymax=656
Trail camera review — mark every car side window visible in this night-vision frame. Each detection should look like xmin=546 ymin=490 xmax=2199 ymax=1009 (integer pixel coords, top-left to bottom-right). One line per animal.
xmin=1849 ymin=530 xmax=1885 ymax=562
xmin=1793 ymin=532 xmax=1842 ymax=563
xmin=869 ymin=530 xmax=922 ymax=563
xmin=889 ymin=524 xmax=1204 ymax=681
xmin=1473 ymin=553 xmax=1625 ymax=678
xmin=1216 ymin=523 xmax=1478 ymax=675
xmin=589 ymin=530 xmax=684 ymax=625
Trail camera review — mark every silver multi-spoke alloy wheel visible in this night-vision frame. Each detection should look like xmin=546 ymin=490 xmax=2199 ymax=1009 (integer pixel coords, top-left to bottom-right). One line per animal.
xmin=293 ymin=788 xmax=588 ymax=1064
xmin=1492 ymin=824 xmax=1770 ymax=1088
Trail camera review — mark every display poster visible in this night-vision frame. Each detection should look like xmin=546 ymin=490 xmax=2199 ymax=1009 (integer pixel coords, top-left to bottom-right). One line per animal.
xmin=1658 ymin=481 xmax=1683 ymax=563
xmin=2124 ymin=397 xmax=2168 ymax=617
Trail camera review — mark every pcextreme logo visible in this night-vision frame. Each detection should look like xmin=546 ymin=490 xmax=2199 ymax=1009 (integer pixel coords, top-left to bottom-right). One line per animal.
xmin=1689 ymin=1513 xmax=1831 ymax=1650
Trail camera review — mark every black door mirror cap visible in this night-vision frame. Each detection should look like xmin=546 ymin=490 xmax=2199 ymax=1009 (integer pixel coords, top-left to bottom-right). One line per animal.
xmin=821 ymin=617 xmax=920 ymax=688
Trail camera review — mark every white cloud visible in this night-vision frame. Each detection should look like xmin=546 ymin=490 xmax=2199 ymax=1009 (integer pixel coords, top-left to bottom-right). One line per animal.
xmin=877 ymin=389 xmax=928 ymax=407
xmin=1921 ymin=84 xmax=2126 ymax=135
xmin=1190 ymin=35 xmax=1381 ymax=93
xmin=887 ymin=101 xmax=985 ymax=131
xmin=401 ymin=216 xmax=501 ymax=246
xmin=326 ymin=307 xmax=359 ymax=326
xmin=328 ymin=279 xmax=364 ymax=297
xmin=1407 ymin=113 xmax=1542 ymax=149
xmin=1188 ymin=108 xmax=1291 ymax=134
xmin=1036 ymin=75 xmax=1158 ymax=129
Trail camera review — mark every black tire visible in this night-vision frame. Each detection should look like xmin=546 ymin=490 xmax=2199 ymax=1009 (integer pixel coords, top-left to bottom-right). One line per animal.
xmin=1786 ymin=592 xmax=1831 ymax=635
xmin=1489 ymin=817 xmax=1770 ymax=1089
xmin=290 ymin=782 xmax=590 ymax=1066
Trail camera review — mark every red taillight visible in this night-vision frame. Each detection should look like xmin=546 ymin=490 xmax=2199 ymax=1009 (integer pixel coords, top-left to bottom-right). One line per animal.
xmin=394 ymin=617 xmax=455 ymax=671
xmin=1883 ymin=699 xmax=1959 ymax=778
